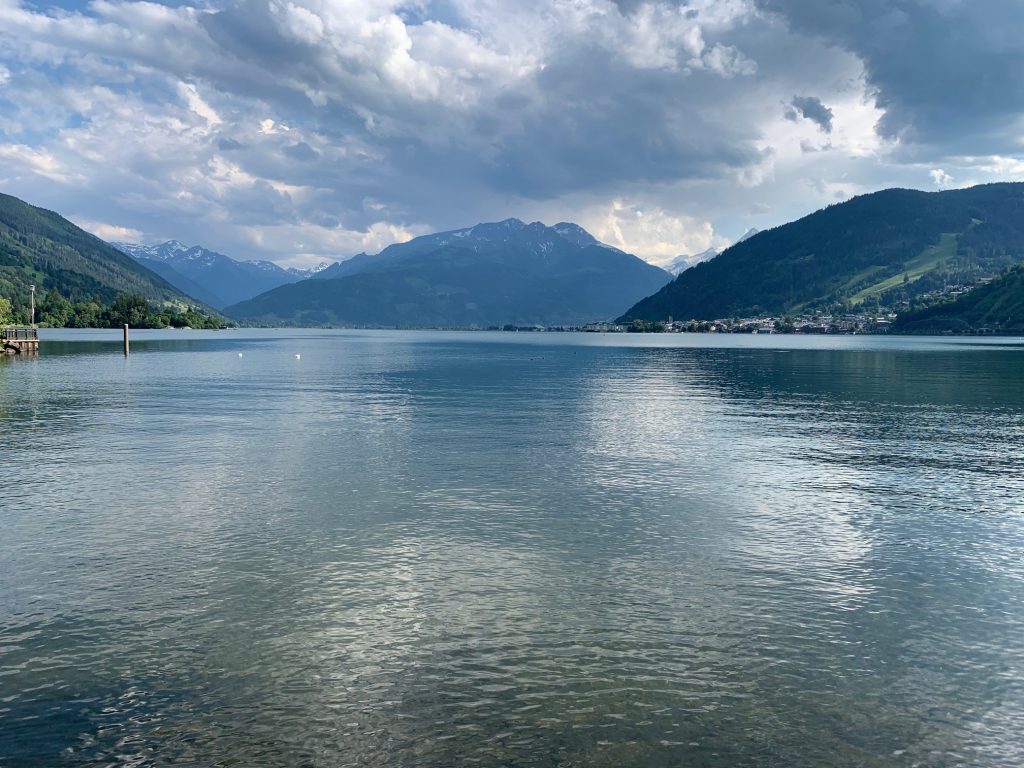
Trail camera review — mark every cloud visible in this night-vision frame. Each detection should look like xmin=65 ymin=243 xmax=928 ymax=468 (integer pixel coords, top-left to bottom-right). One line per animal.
xmin=579 ymin=199 xmax=729 ymax=264
xmin=0 ymin=0 xmax=1021 ymax=265
xmin=236 ymin=219 xmax=427 ymax=267
xmin=755 ymin=0 xmax=1024 ymax=154
xmin=787 ymin=95 xmax=834 ymax=133
xmin=929 ymin=169 xmax=953 ymax=189
xmin=0 ymin=143 xmax=83 ymax=184
xmin=954 ymin=155 xmax=1024 ymax=179
xmin=70 ymin=218 xmax=143 ymax=242
xmin=178 ymin=82 xmax=222 ymax=128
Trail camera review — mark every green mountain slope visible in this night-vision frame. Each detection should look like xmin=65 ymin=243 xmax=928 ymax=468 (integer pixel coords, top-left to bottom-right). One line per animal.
xmin=227 ymin=219 xmax=670 ymax=327
xmin=619 ymin=183 xmax=1024 ymax=322
xmin=894 ymin=265 xmax=1024 ymax=333
xmin=0 ymin=192 xmax=195 ymax=313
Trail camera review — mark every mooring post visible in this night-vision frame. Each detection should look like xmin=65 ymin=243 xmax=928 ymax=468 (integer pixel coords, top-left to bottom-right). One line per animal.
xmin=123 ymin=324 xmax=129 ymax=356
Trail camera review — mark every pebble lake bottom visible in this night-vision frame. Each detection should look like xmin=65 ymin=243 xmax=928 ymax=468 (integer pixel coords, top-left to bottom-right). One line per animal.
xmin=1 ymin=329 xmax=1022 ymax=767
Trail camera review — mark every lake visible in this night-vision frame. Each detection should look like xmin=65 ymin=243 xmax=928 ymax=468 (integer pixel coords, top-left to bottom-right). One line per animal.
xmin=2 ymin=329 xmax=1023 ymax=766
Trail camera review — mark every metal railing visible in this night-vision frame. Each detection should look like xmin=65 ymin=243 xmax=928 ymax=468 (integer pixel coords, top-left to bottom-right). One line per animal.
xmin=2 ymin=327 xmax=39 ymax=341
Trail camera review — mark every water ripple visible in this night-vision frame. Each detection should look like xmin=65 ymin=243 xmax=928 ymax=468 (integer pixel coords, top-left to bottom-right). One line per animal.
xmin=1 ymin=330 xmax=1023 ymax=766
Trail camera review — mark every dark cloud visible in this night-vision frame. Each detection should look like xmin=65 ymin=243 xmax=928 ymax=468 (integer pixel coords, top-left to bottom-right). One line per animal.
xmin=464 ymin=45 xmax=764 ymax=200
xmin=756 ymin=0 xmax=1024 ymax=153
xmin=2 ymin=0 xmax=1022 ymax=265
xmin=787 ymin=95 xmax=833 ymax=133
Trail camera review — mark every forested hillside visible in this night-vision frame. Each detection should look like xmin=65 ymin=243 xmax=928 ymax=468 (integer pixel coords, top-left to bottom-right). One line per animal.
xmin=0 ymin=192 xmax=196 ymax=321
xmin=620 ymin=183 xmax=1024 ymax=322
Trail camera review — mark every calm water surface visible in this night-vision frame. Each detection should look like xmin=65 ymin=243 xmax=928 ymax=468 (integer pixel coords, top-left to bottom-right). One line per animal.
xmin=1 ymin=329 xmax=1023 ymax=767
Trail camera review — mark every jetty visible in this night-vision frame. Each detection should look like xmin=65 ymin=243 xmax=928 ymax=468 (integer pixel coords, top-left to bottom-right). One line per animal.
xmin=2 ymin=327 xmax=39 ymax=355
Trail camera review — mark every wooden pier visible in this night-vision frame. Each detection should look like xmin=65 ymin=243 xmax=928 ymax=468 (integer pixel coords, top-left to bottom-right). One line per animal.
xmin=2 ymin=327 xmax=39 ymax=355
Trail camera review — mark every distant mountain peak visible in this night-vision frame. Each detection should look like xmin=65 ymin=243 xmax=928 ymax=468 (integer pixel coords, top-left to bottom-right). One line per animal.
xmin=112 ymin=238 xmax=307 ymax=309
xmin=552 ymin=222 xmax=599 ymax=247
xmin=666 ymin=246 xmax=719 ymax=276
xmin=287 ymin=260 xmax=333 ymax=277
xmin=664 ymin=228 xmax=760 ymax=276
xmin=464 ymin=218 xmax=527 ymax=241
xmin=226 ymin=214 xmax=673 ymax=327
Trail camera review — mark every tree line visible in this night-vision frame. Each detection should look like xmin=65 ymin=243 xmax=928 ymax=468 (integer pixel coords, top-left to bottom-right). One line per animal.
xmin=0 ymin=290 xmax=227 ymax=329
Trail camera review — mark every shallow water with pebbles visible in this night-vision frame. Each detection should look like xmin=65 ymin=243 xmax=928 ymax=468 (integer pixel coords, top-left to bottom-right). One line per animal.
xmin=2 ymin=329 xmax=1023 ymax=766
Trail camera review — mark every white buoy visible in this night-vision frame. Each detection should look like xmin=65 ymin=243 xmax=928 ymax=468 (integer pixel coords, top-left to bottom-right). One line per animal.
xmin=294 ymin=353 xmax=301 ymax=360
xmin=238 ymin=352 xmax=243 ymax=357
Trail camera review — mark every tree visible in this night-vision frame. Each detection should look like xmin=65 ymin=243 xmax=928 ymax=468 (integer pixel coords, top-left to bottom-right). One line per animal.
xmin=40 ymin=289 xmax=73 ymax=327
xmin=106 ymin=293 xmax=153 ymax=327
xmin=0 ymin=296 xmax=12 ymax=325
xmin=69 ymin=299 xmax=103 ymax=328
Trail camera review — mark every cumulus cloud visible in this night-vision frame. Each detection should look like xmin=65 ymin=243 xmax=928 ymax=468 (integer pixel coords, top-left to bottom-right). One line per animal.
xmin=0 ymin=0 xmax=1021 ymax=264
xmin=580 ymin=199 xmax=729 ymax=264
xmin=70 ymin=218 xmax=144 ymax=242
xmin=955 ymin=155 xmax=1024 ymax=179
xmin=929 ymin=169 xmax=954 ymax=189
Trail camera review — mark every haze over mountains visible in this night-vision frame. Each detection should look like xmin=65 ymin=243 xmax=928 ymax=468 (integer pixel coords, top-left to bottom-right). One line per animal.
xmin=227 ymin=218 xmax=671 ymax=327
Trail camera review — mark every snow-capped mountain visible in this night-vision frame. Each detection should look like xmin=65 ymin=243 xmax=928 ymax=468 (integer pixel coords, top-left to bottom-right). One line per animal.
xmin=287 ymin=261 xmax=332 ymax=278
xmin=666 ymin=246 xmax=720 ymax=276
xmin=114 ymin=240 xmax=191 ymax=262
xmin=664 ymin=228 xmax=760 ymax=276
xmin=111 ymin=241 xmax=320 ymax=309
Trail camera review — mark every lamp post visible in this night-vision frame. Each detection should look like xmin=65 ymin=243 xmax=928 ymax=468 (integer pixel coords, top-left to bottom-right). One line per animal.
xmin=29 ymin=284 xmax=35 ymax=327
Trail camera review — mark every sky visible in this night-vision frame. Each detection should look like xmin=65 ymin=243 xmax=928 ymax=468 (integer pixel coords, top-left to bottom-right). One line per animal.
xmin=1 ymin=0 xmax=1023 ymax=268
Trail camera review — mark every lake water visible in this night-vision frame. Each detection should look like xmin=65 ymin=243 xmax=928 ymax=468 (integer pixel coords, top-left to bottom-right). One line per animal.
xmin=2 ymin=329 xmax=1023 ymax=767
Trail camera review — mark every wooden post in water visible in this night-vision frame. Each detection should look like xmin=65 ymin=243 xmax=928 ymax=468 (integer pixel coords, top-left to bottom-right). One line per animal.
xmin=123 ymin=324 xmax=129 ymax=356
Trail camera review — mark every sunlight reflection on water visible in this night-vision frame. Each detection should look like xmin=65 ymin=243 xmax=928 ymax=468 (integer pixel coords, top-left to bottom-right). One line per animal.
xmin=1 ymin=329 xmax=1023 ymax=766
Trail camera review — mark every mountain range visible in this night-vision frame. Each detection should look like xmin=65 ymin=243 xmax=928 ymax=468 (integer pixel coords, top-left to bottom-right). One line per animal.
xmin=226 ymin=219 xmax=671 ymax=327
xmin=0 ymin=192 xmax=196 ymax=313
xmin=112 ymin=240 xmax=331 ymax=309
xmin=5 ymin=183 xmax=1024 ymax=334
xmin=620 ymin=183 xmax=1024 ymax=322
